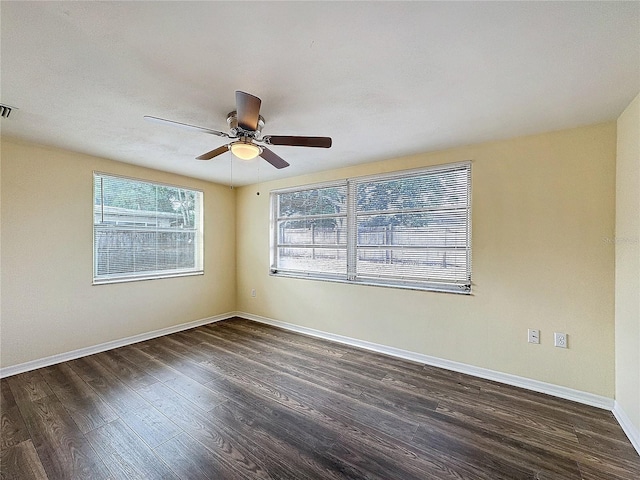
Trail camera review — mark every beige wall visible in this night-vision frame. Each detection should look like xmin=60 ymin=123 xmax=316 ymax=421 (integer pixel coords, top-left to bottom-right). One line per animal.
xmin=237 ymin=123 xmax=617 ymax=397
xmin=615 ymin=93 xmax=640 ymax=431
xmin=0 ymin=121 xmax=621 ymax=400
xmin=0 ymin=138 xmax=236 ymax=368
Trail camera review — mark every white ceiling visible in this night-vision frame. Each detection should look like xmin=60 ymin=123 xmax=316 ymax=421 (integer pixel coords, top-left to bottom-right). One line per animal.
xmin=1 ymin=1 xmax=638 ymax=186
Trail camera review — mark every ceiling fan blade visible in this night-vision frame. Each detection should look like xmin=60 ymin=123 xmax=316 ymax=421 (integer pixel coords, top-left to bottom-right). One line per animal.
xmin=144 ymin=116 xmax=229 ymax=137
xmin=262 ymin=135 xmax=332 ymax=148
xmin=235 ymin=91 xmax=261 ymax=131
xmin=260 ymin=147 xmax=290 ymax=169
xmin=196 ymin=145 xmax=229 ymax=160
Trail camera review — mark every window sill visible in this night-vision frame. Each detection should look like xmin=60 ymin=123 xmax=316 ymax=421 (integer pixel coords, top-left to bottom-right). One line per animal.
xmin=93 ymin=270 xmax=204 ymax=285
xmin=270 ymin=270 xmax=471 ymax=295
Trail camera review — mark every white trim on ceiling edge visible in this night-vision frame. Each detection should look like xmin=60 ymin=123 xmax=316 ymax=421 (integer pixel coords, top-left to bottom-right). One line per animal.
xmin=1 ymin=310 xmax=637 ymax=456
xmin=0 ymin=312 xmax=235 ymax=379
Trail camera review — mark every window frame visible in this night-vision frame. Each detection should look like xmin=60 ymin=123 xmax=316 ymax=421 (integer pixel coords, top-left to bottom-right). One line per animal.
xmin=93 ymin=172 xmax=204 ymax=285
xmin=269 ymin=179 xmax=349 ymax=282
xmin=270 ymin=162 xmax=472 ymax=294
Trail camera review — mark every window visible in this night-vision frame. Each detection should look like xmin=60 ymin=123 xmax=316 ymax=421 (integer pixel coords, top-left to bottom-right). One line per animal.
xmin=272 ymin=183 xmax=348 ymax=278
xmin=271 ymin=162 xmax=471 ymax=293
xmin=93 ymin=173 xmax=203 ymax=284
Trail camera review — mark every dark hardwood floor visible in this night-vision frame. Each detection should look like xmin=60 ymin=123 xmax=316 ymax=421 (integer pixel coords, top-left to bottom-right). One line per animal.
xmin=1 ymin=317 xmax=639 ymax=479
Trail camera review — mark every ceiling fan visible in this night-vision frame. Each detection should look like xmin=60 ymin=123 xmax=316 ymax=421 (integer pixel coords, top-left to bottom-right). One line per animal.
xmin=145 ymin=91 xmax=332 ymax=169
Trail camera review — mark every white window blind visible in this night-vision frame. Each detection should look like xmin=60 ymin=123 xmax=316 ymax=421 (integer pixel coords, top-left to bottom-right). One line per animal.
xmin=93 ymin=173 xmax=203 ymax=284
xmin=272 ymin=183 xmax=348 ymax=279
xmin=271 ymin=162 xmax=471 ymax=294
xmin=351 ymin=163 xmax=471 ymax=292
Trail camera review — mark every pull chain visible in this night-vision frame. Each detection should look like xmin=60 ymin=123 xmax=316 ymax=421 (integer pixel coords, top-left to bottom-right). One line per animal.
xmin=229 ymin=151 xmax=234 ymax=190
xmin=256 ymin=157 xmax=262 ymax=196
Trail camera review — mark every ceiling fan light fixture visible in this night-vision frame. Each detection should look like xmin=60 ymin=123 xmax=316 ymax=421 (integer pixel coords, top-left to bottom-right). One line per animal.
xmin=146 ymin=91 xmax=330 ymax=169
xmin=230 ymin=140 xmax=261 ymax=160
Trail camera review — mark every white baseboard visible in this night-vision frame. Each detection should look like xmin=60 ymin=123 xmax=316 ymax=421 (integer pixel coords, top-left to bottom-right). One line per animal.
xmin=3 ymin=310 xmax=632 ymax=452
xmin=0 ymin=312 xmax=235 ymax=378
xmin=613 ymin=401 xmax=640 ymax=456
xmin=238 ymin=311 xmax=615 ymax=411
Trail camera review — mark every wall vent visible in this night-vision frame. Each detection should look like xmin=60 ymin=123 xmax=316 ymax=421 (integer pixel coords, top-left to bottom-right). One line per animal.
xmin=0 ymin=104 xmax=14 ymax=118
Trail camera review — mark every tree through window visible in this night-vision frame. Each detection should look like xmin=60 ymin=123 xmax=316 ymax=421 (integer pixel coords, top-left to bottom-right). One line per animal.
xmin=271 ymin=162 xmax=471 ymax=293
xmin=93 ymin=173 xmax=203 ymax=284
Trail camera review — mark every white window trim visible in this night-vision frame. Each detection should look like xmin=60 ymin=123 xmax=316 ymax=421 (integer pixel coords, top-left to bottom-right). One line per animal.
xmin=270 ymin=161 xmax=472 ymax=294
xmin=269 ymin=179 xmax=348 ymax=281
xmin=93 ymin=172 xmax=204 ymax=285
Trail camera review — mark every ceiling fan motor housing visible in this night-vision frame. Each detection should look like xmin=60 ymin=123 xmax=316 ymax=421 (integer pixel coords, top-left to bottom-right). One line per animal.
xmin=227 ymin=111 xmax=265 ymax=138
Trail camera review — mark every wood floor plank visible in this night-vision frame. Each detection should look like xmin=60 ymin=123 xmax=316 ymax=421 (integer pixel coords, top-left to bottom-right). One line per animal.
xmin=479 ymin=380 xmax=612 ymax=420
xmin=169 ymin=329 xmax=206 ymax=347
xmin=219 ymin=319 xmax=348 ymax=358
xmin=38 ymin=363 xmax=118 ymax=434
xmin=171 ymin=329 xmax=262 ymax=365
xmin=1 ymin=404 xmax=30 ymax=451
xmin=210 ymin=387 xmax=421 ymax=480
xmin=212 ymin=396 xmax=345 ymax=480
xmin=575 ymin=427 xmax=640 ymax=464
xmin=192 ymin=341 xmax=261 ymax=373
xmin=223 ymin=356 xmax=422 ymax=445
xmin=16 ymin=394 xmax=111 ymax=480
xmin=193 ymin=324 xmax=276 ymax=356
xmin=153 ymin=432 xmax=249 ymax=480
xmin=115 ymin=344 xmax=184 ymax=383
xmin=432 ymin=399 xmax=640 ymax=478
xmin=413 ymin=420 xmax=574 ymax=479
xmin=162 ymin=372 xmax=228 ymax=412
xmin=260 ymin=350 xmax=441 ymax=421
xmin=573 ymin=427 xmax=640 ymax=479
xmin=212 ymin=382 xmax=410 ymax=480
xmin=270 ymin=370 xmax=421 ymax=443
xmin=578 ymin=460 xmax=640 ymax=480
xmin=205 ymin=401 xmax=323 ymax=480
xmin=91 ymin=349 xmax=159 ymax=390
xmin=144 ymin=335 xmax=198 ymax=357
xmin=203 ymin=358 xmax=455 ymax=479
xmin=568 ymin=408 xmax=633 ymax=443
xmin=2 ymin=317 xmax=638 ymax=479
xmin=441 ymin=397 xmax=581 ymax=445
xmin=68 ymin=356 xmax=149 ymax=416
xmin=172 ymin=332 xmax=424 ymax=444
xmin=435 ymin=400 xmax=580 ymax=452
xmin=118 ymin=402 xmax=181 ymax=449
xmin=1 ymin=380 xmax=18 ymax=409
xmin=6 ymin=371 xmax=53 ymax=405
xmin=411 ymin=409 xmax=584 ymax=479
xmin=215 ymin=324 xmax=386 ymax=382
xmin=382 ymin=366 xmax=482 ymax=399
xmin=326 ymin=439 xmax=476 ymax=480
xmin=118 ymin=341 xmax=227 ymax=414
xmin=1 ymin=380 xmax=37 ymax=452
xmin=86 ymin=418 xmax=179 ymax=479
xmin=214 ymin=382 xmax=339 ymax=452
xmin=137 ymin=342 xmax=219 ymax=385
xmin=0 ymin=439 xmax=49 ymax=480
xmin=340 ymin=349 xmax=428 ymax=374
xmin=259 ymin=351 xmax=366 ymax=397
xmin=259 ymin=342 xmax=387 ymax=382
xmin=137 ymin=383 xmax=272 ymax=479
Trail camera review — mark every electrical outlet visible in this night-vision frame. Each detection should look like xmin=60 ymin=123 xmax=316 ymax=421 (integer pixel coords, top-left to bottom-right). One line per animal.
xmin=251 ymin=289 xmax=256 ymax=298
xmin=528 ymin=329 xmax=540 ymax=344
xmin=554 ymin=332 xmax=568 ymax=348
